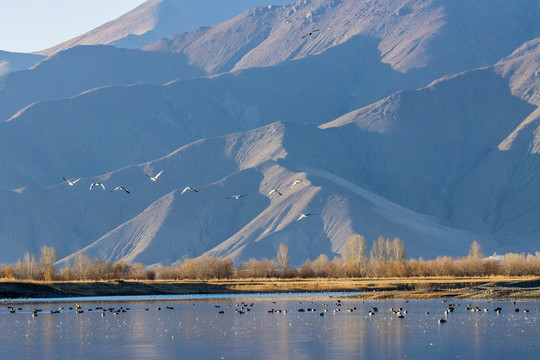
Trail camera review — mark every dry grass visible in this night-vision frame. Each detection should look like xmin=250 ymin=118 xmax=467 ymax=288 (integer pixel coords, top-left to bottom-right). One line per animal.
xmin=1 ymin=276 xmax=539 ymax=299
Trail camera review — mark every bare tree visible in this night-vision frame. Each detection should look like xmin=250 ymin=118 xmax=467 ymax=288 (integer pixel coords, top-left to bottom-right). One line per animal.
xmin=468 ymin=240 xmax=484 ymax=259
xmin=73 ymin=252 xmax=91 ymax=280
xmin=40 ymin=246 xmax=59 ymax=281
xmin=23 ymin=252 xmax=37 ymax=280
xmin=312 ymin=254 xmax=329 ymax=277
xmin=342 ymin=234 xmax=367 ymax=276
xmin=276 ymin=243 xmax=289 ymax=271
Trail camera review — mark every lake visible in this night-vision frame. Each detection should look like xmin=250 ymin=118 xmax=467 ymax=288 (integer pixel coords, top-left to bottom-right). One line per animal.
xmin=1 ymin=294 xmax=538 ymax=359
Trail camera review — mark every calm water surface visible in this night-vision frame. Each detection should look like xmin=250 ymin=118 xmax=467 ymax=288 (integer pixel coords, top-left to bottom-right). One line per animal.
xmin=0 ymin=295 xmax=537 ymax=359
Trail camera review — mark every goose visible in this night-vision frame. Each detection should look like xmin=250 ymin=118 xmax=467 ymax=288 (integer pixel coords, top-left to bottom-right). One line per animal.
xmin=63 ymin=177 xmax=81 ymax=186
xmin=267 ymin=189 xmax=283 ymax=197
xmin=291 ymin=180 xmax=308 ymax=189
xmin=296 ymin=213 xmax=314 ymax=222
xmin=145 ymin=170 xmax=163 ymax=182
xmin=226 ymin=194 xmax=248 ymax=199
xmin=90 ymin=182 xmax=105 ymax=191
xmin=111 ymin=186 xmax=130 ymax=194
xmin=180 ymin=186 xmax=198 ymax=195
xmin=302 ymin=29 xmax=319 ymax=38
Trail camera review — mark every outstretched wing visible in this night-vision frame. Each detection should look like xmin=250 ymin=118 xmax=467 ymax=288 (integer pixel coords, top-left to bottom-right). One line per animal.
xmin=155 ymin=170 xmax=164 ymax=179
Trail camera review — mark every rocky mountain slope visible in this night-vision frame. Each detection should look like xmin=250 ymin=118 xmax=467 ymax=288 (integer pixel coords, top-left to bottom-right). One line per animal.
xmin=37 ymin=0 xmax=291 ymax=56
xmin=0 ymin=0 xmax=538 ymax=265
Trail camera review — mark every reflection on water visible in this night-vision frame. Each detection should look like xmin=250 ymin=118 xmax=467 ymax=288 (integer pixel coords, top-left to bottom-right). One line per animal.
xmin=0 ymin=297 xmax=538 ymax=359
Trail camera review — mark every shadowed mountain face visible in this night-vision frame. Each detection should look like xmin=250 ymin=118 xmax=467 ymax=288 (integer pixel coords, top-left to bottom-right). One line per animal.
xmin=0 ymin=45 xmax=203 ymax=122
xmin=0 ymin=0 xmax=538 ymax=265
xmin=0 ymin=50 xmax=45 ymax=76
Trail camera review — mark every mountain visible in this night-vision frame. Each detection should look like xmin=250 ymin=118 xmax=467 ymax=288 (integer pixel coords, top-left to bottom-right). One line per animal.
xmin=4 ymin=121 xmax=478 ymax=267
xmin=37 ymin=0 xmax=291 ymax=56
xmin=143 ymin=0 xmax=539 ymax=76
xmin=0 ymin=45 xmax=203 ymax=121
xmin=0 ymin=50 xmax=45 ymax=76
xmin=0 ymin=0 xmax=539 ymax=265
xmin=5 ymin=38 xmax=540 ymax=265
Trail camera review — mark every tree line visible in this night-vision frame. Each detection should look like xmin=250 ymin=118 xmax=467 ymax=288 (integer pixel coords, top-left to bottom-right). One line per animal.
xmin=0 ymin=237 xmax=539 ymax=281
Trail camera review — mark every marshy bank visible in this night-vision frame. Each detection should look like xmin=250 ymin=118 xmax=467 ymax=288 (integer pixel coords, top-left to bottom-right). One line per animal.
xmin=1 ymin=277 xmax=539 ymax=300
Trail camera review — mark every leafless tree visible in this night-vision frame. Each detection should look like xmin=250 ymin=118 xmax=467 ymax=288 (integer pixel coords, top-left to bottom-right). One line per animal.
xmin=468 ymin=240 xmax=484 ymax=259
xmin=342 ymin=234 xmax=367 ymax=277
xmin=276 ymin=243 xmax=290 ymax=271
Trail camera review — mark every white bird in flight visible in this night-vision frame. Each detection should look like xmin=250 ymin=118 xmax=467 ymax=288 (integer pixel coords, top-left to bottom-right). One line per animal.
xmin=296 ymin=213 xmax=315 ymax=222
xmin=63 ymin=177 xmax=81 ymax=186
xmin=291 ymin=180 xmax=308 ymax=189
xmin=267 ymin=189 xmax=283 ymax=197
xmin=111 ymin=186 xmax=130 ymax=194
xmin=226 ymin=194 xmax=248 ymax=199
xmin=145 ymin=170 xmax=163 ymax=182
xmin=180 ymin=186 xmax=198 ymax=196
xmin=90 ymin=182 xmax=105 ymax=191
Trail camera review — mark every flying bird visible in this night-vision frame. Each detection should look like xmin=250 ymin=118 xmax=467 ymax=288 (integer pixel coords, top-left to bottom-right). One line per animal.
xmin=296 ymin=213 xmax=315 ymax=222
xmin=180 ymin=186 xmax=198 ymax=196
xmin=89 ymin=183 xmax=105 ymax=191
xmin=267 ymin=189 xmax=283 ymax=197
xmin=302 ymin=29 xmax=319 ymax=39
xmin=145 ymin=170 xmax=164 ymax=182
xmin=63 ymin=177 xmax=81 ymax=186
xmin=226 ymin=194 xmax=248 ymax=200
xmin=291 ymin=180 xmax=308 ymax=189
xmin=111 ymin=186 xmax=130 ymax=194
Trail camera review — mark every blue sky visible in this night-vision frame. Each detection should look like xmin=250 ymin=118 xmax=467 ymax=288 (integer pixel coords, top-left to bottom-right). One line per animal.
xmin=0 ymin=0 xmax=146 ymax=53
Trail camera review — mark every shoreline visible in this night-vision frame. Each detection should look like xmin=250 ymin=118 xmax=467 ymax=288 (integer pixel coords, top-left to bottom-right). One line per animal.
xmin=1 ymin=277 xmax=539 ymax=300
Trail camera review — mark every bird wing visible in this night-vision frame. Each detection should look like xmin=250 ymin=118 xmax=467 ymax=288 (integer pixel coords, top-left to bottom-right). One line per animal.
xmin=145 ymin=173 xmax=152 ymax=179
xmin=122 ymin=187 xmax=130 ymax=193
xmin=111 ymin=187 xmax=120 ymax=192
xmin=291 ymin=181 xmax=299 ymax=188
xmin=277 ymin=191 xmax=283 ymax=196
xmin=90 ymin=183 xmax=95 ymax=190
xmin=72 ymin=178 xmax=81 ymax=184
xmin=180 ymin=187 xmax=190 ymax=195
xmin=99 ymin=183 xmax=105 ymax=190
xmin=155 ymin=170 xmax=163 ymax=179
xmin=268 ymin=189 xmax=275 ymax=196
xmin=296 ymin=214 xmax=306 ymax=222
xmin=192 ymin=188 xmax=198 ymax=192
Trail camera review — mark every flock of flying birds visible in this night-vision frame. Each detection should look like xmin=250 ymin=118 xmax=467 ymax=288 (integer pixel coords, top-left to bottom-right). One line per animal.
xmin=61 ymin=30 xmax=322 ymax=222
xmin=63 ymin=172 xmax=316 ymax=223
